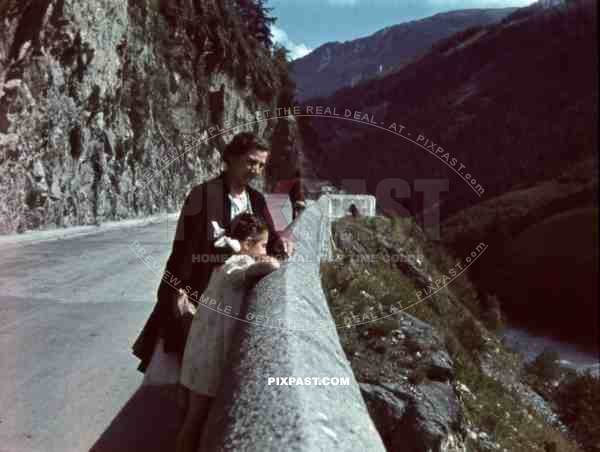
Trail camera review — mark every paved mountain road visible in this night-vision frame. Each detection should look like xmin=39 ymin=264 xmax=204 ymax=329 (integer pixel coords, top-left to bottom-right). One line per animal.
xmin=0 ymin=193 xmax=294 ymax=452
xmin=0 ymin=217 xmax=183 ymax=452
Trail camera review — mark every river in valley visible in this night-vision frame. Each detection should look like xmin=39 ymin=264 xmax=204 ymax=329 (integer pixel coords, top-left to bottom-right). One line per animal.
xmin=501 ymin=323 xmax=599 ymax=377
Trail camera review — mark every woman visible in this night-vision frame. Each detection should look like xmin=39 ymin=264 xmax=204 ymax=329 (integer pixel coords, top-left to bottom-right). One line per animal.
xmin=132 ymin=132 xmax=293 ymax=377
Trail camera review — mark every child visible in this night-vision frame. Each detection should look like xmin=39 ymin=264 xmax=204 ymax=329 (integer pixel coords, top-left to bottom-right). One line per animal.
xmin=176 ymin=212 xmax=280 ymax=452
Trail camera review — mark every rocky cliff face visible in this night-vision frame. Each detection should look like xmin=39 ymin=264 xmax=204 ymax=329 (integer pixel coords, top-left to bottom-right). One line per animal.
xmin=0 ymin=0 xmax=302 ymax=234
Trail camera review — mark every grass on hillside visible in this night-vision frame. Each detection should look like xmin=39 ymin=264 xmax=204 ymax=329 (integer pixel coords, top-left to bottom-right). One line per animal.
xmin=320 ymin=214 xmax=584 ymax=452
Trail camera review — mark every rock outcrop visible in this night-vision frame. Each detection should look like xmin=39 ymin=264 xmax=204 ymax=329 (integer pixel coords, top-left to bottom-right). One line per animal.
xmin=361 ymin=380 xmax=464 ymax=452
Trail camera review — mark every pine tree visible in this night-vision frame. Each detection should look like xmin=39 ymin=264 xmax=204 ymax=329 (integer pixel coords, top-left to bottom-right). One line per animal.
xmin=272 ymin=43 xmax=296 ymax=104
xmin=235 ymin=0 xmax=276 ymax=49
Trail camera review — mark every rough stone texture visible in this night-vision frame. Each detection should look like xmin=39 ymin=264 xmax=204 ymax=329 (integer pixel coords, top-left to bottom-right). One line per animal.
xmin=200 ymin=197 xmax=386 ymax=451
xmin=0 ymin=0 xmax=303 ymax=234
xmin=361 ymin=381 xmax=465 ymax=452
xmin=358 ymin=384 xmax=409 ymax=445
xmin=399 ymin=313 xmax=455 ymax=382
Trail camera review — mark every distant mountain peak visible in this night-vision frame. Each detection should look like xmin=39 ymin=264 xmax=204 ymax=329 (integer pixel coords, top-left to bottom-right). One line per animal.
xmin=290 ymin=8 xmax=516 ymax=102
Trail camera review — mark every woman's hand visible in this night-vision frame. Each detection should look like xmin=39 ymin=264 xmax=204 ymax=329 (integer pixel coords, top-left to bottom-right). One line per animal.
xmin=281 ymin=237 xmax=295 ymax=257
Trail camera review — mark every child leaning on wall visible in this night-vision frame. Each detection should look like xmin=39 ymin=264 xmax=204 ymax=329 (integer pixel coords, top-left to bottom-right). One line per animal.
xmin=175 ymin=212 xmax=281 ymax=452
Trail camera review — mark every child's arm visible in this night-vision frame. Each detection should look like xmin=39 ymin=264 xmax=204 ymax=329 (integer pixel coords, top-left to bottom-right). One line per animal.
xmin=224 ymin=255 xmax=280 ymax=289
xmin=243 ymin=256 xmax=280 ymax=288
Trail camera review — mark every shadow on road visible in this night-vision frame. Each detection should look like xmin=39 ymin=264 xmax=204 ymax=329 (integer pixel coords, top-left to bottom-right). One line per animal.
xmin=89 ymin=385 xmax=183 ymax=452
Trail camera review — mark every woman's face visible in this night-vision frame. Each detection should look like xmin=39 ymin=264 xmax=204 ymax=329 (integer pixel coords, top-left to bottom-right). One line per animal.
xmin=241 ymin=230 xmax=269 ymax=256
xmin=228 ymin=149 xmax=269 ymax=186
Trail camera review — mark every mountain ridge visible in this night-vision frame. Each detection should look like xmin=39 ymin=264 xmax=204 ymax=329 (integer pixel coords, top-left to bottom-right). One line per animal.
xmin=290 ymin=7 xmax=516 ymax=102
xmin=300 ymin=0 xmax=597 ymax=220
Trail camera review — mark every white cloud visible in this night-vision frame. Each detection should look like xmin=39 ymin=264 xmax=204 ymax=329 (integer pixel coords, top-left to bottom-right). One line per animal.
xmin=270 ymin=25 xmax=312 ymax=60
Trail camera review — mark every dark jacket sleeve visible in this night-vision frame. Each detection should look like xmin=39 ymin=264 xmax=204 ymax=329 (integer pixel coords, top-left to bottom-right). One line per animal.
xmin=253 ymin=191 xmax=287 ymax=259
xmin=157 ymin=188 xmax=199 ymax=305
xmin=157 ymin=185 xmax=205 ymax=354
xmin=132 ymin=185 xmax=203 ymax=370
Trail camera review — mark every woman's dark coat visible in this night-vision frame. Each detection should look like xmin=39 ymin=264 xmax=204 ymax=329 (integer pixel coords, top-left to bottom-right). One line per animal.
xmin=132 ymin=172 xmax=285 ymax=372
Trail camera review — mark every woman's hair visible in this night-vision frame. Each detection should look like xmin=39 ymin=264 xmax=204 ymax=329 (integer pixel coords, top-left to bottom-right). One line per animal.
xmin=223 ymin=132 xmax=269 ymax=165
xmin=227 ymin=212 xmax=269 ymax=244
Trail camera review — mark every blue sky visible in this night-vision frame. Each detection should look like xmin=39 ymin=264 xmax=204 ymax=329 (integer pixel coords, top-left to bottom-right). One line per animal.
xmin=268 ymin=0 xmax=536 ymax=60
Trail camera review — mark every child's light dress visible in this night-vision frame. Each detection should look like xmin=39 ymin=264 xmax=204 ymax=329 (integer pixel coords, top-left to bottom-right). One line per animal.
xmin=180 ymin=253 xmax=256 ymax=397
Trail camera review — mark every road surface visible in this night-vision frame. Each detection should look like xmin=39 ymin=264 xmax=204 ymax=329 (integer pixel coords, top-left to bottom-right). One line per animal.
xmin=0 ymin=194 xmax=293 ymax=452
